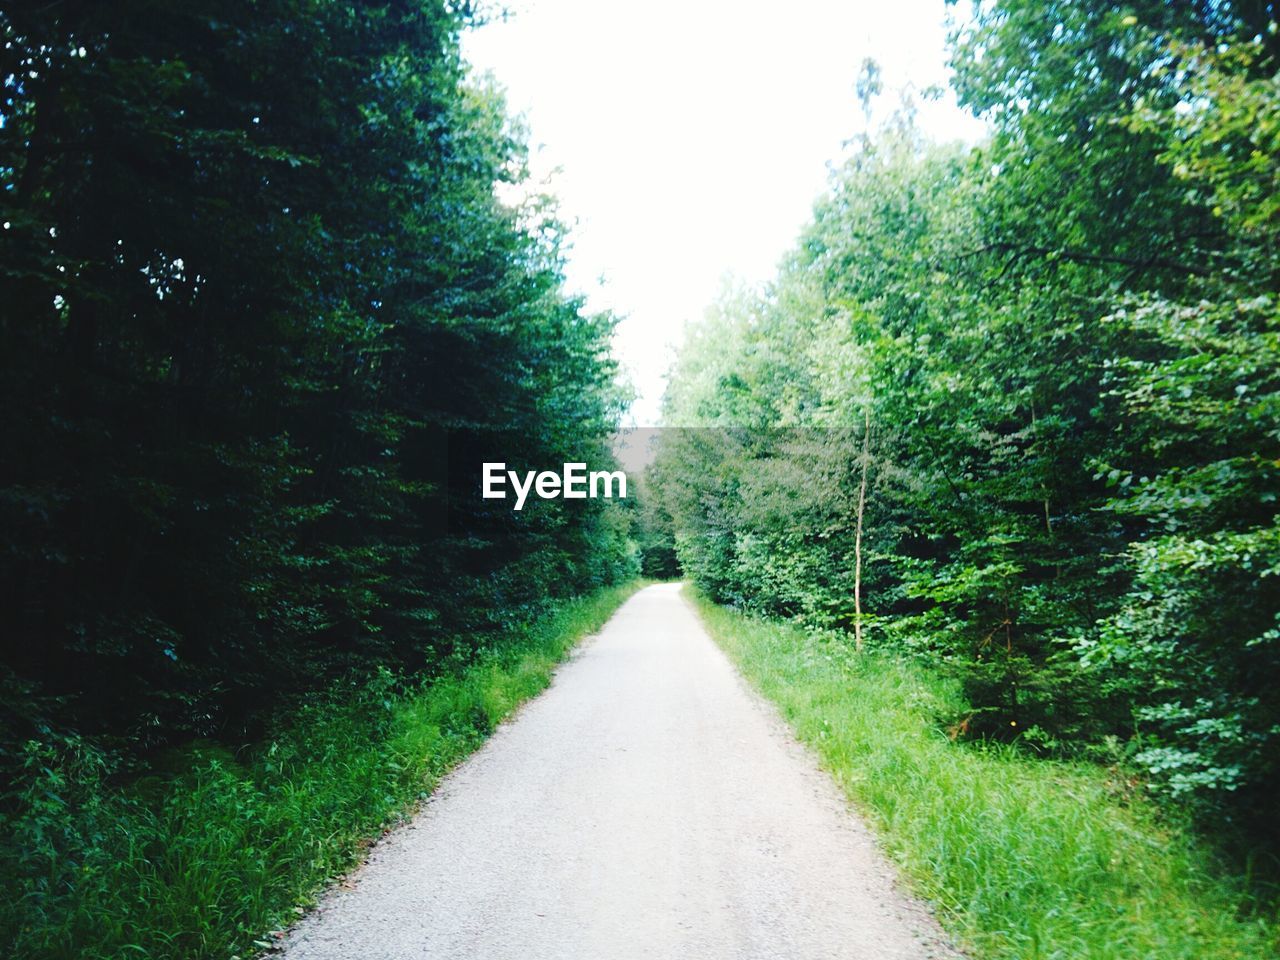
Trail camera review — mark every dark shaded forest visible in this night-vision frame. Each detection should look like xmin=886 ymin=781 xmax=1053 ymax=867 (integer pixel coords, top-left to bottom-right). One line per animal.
xmin=0 ymin=4 xmax=638 ymax=954
xmin=0 ymin=0 xmax=635 ymax=755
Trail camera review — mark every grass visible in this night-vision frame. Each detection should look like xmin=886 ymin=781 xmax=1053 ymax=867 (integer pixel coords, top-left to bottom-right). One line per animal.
xmin=1 ymin=580 xmax=648 ymax=960
xmin=688 ymin=587 xmax=1278 ymax=960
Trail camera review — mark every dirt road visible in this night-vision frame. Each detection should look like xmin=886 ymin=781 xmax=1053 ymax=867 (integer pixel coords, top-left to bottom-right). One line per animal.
xmin=281 ymin=583 xmax=960 ymax=960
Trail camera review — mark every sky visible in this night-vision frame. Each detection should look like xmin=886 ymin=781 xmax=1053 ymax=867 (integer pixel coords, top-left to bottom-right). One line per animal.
xmin=462 ymin=1 xmax=986 ymax=426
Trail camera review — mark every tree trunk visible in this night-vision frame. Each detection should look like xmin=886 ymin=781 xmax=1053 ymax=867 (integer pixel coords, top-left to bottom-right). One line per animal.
xmin=854 ymin=408 xmax=871 ymax=653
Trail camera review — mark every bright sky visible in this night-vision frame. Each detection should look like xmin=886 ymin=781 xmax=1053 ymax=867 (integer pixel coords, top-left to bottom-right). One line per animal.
xmin=462 ymin=1 xmax=986 ymax=426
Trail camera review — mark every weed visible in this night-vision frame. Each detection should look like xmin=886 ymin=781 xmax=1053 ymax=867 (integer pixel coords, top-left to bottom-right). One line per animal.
xmin=0 ymin=581 xmax=647 ymax=960
xmin=690 ymin=589 xmax=1278 ymax=960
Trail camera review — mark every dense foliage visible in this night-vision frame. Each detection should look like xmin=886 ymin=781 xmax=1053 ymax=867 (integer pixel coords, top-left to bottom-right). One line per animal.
xmin=0 ymin=1 xmax=634 ymax=760
xmin=653 ymin=0 xmax=1279 ymax=842
xmin=1 ymin=3 xmax=641 ymax=953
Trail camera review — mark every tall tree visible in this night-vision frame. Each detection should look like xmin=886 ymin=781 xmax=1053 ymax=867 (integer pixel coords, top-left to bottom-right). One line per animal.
xmin=0 ymin=1 xmax=634 ymax=754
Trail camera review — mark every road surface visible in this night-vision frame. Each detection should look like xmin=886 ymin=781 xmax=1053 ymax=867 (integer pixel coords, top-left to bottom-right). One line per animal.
xmin=281 ymin=583 xmax=961 ymax=960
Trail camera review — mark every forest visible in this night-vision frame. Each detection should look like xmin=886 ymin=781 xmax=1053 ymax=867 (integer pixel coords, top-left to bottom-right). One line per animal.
xmin=2 ymin=0 xmax=1279 ymax=957
xmin=652 ymin=0 xmax=1279 ymax=857
xmin=0 ymin=2 xmax=638 ymax=956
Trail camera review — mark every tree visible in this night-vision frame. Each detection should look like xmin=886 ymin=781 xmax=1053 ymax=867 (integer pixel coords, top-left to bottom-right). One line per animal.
xmin=654 ymin=1 xmax=1280 ymax=835
xmin=0 ymin=0 xmax=632 ymax=755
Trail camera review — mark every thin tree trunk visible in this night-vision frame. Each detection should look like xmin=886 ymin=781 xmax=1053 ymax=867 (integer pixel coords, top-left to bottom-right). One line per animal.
xmin=1031 ymin=400 xmax=1052 ymax=536
xmin=854 ymin=408 xmax=871 ymax=653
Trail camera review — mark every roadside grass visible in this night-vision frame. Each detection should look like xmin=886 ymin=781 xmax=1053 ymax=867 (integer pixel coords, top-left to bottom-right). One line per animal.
xmin=689 ymin=588 xmax=1278 ymax=960
xmin=1 ymin=580 xmax=648 ymax=960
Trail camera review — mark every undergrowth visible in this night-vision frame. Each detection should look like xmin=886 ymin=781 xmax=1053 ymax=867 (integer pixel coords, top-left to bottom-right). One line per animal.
xmin=1 ymin=580 xmax=647 ymax=960
xmin=689 ymin=588 xmax=1278 ymax=960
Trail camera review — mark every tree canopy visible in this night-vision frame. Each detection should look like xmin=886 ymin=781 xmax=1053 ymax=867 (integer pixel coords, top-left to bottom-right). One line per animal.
xmin=653 ymin=0 xmax=1280 ymax=840
xmin=0 ymin=0 xmax=636 ymax=757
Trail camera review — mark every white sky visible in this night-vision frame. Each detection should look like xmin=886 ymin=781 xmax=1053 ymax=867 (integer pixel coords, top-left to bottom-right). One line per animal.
xmin=462 ymin=1 xmax=986 ymax=426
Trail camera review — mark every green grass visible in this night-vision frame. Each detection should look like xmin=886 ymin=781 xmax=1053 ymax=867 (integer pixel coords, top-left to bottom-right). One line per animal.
xmin=1 ymin=580 xmax=648 ymax=960
xmin=689 ymin=588 xmax=1278 ymax=960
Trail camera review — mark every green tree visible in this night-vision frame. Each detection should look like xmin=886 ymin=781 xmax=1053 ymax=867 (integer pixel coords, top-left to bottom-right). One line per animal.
xmin=0 ymin=0 xmax=631 ymax=756
xmin=654 ymin=2 xmax=1280 ymax=836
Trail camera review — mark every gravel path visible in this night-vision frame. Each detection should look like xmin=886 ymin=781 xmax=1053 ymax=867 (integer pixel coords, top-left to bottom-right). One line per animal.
xmin=280 ymin=583 xmax=962 ymax=960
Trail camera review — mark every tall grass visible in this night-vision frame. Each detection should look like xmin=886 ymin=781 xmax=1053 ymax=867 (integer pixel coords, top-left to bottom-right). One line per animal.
xmin=1 ymin=581 xmax=647 ymax=960
xmin=690 ymin=589 xmax=1277 ymax=960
